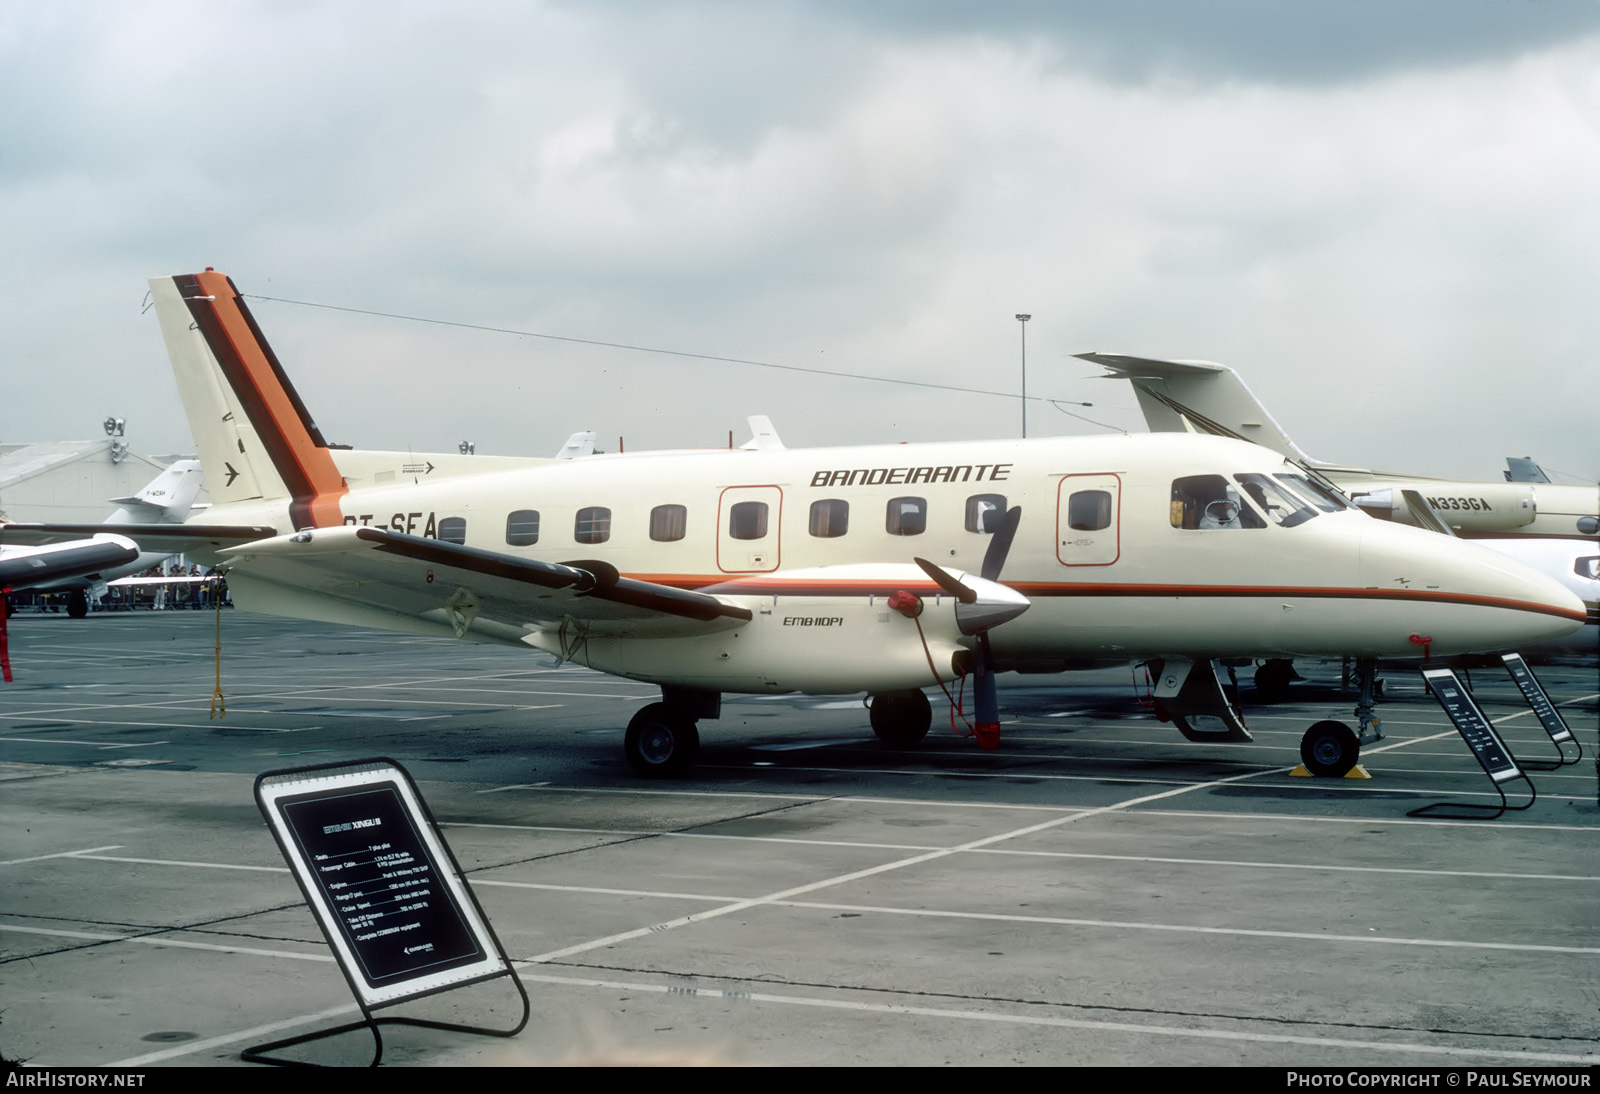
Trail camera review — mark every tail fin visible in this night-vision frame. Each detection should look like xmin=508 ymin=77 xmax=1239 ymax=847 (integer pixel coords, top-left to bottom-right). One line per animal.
xmin=105 ymin=459 xmax=205 ymax=524
xmin=148 ymin=271 xmax=347 ymax=529
xmin=1077 ymin=352 xmax=1317 ymax=464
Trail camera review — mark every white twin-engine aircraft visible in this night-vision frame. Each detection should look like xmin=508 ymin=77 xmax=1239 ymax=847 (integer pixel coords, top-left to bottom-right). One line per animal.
xmin=34 ymin=270 xmax=1589 ymax=776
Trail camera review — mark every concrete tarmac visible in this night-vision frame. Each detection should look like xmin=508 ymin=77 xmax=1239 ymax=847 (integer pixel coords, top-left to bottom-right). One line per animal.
xmin=2 ymin=610 xmax=1597 ymax=1067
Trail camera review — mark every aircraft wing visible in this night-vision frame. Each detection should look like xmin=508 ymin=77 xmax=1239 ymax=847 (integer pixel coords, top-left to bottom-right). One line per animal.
xmin=0 ymin=536 xmax=141 ymax=591
xmin=217 ymin=526 xmax=753 ymax=641
xmin=0 ymin=523 xmax=277 ymax=557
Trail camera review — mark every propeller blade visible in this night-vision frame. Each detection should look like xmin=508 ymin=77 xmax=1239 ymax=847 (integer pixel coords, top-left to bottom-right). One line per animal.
xmin=914 ymin=557 xmax=977 ymax=603
xmin=980 ymin=506 xmax=1022 ymax=582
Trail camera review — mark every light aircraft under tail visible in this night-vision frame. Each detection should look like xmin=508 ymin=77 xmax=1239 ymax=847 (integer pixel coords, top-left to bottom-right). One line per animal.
xmin=11 ymin=270 xmax=1587 ymax=778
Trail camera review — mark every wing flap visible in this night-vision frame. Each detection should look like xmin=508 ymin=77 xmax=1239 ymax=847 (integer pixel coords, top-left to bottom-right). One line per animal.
xmin=219 ymin=526 xmax=751 ymax=638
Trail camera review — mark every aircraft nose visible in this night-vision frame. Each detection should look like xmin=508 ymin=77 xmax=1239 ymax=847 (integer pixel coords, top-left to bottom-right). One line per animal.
xmin=1359 ymin=522 xmax=1587 ymax=655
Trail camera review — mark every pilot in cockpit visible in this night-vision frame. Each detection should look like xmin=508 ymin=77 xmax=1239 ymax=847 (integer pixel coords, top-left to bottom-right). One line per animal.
xmin=1171 ymin=474 xmax=1260 ymax=530
xmin=1198 ymin=496 xmax=1242 ymax=529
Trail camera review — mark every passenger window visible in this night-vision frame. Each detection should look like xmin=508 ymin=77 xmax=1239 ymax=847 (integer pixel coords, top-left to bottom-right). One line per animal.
xmin=650 ymin=504 xmax=687 ymax=542
xmin=728 ymin=501 xmax=768 ymax=540
xmin=1066 ymin=490 xmax=1112 ymax=531
xmin=575 ymin=506 xmax=611 ymax=544
xmin=809 ymin=499 xmax=849 ymax=538
xmin=886 ymin=496 xmax=926 ymax=536
xmin=1170 ymin=475 xmax=1263 ymax=530
xmin=438 ymin=517 xmax=467 ymax=545
xmin=1234 ymin=474 xmax=1317 ymax=528
xmin=965 ymin=494 xmax=1006 ymax=533
xmin=505 ymin=509 xmax=539 ymax=546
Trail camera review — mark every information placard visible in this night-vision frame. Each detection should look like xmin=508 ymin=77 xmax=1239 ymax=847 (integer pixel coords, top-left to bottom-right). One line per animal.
xmin=1420 ymin=668 xmax=1522 ymax=784
xmin=256 ymin=760 xmax=506 ymax=1008
xmin=1500 ymin=653 xmax=1574 ymax=745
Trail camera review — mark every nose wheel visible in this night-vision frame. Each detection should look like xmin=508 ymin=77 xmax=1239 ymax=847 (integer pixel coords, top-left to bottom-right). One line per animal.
xmin=624 ymin=703 xmax=700 ymax=777
xmin=1300 ymin=720 xmax=1360 ymax=777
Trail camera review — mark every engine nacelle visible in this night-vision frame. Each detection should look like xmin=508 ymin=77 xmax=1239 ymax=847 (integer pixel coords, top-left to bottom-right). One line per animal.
xmin=522 ymin=562 xmax=1028 ymax=695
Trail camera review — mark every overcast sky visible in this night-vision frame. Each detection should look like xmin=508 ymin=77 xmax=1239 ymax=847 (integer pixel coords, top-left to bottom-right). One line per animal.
xmin=3 ymin=0 xmax=1597 ymax=482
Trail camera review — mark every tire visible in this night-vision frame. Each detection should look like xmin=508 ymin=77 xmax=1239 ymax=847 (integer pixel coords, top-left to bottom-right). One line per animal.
xmin=624 ymin=703 xmax=700 ymax=777
xmin=66 ymin=590 xmax=89 ymax=619
xmin=869 ymin=689 xmax=932 ymax=747
xmin=1254 ymin=659 xmax=1294 ymax=702
xmin=1300 ymin=720 xmax=1359 ymax=778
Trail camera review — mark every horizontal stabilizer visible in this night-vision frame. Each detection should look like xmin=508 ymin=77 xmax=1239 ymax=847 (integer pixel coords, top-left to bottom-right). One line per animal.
xmin=1078 ymin=351 xmax=1313 ymax=463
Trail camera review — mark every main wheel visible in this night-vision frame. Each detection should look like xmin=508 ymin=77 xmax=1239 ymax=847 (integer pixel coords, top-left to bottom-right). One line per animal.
xmin=66 ymin=590 xmax=89 ymax=619
xmin=624 ymin=703 xmax=700 ymax=777
xmin=1254 ymin=659 xmax=1294 ymax=702
xmin=1300 ymin=720 xmax=1360 ymax=777
xmin=869 ymin=689 xmax=932 ymax=747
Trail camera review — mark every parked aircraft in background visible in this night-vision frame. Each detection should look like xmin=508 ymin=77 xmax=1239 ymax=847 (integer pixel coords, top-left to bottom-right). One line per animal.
xmin=8 ymin=460 xmax=206 ymax=617
xmin=4 ymin=272 xmax=1585 ymax=777
xmin=1084 ymin=352 xmax=1599 ymax=668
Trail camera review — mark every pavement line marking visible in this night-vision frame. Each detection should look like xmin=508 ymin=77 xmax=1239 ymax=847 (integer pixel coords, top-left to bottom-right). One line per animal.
xmin=69 ymin=854 xmax=291 ymax=873
xmin=707 ymin=761 xmax=1595 ymax=802
xmin=449 ymin=822 xmax=1600 ymax=881
xmin=0 ymin=845 xmax=123 ymax=866
xmin=524 ymin=770 xmax=1272 ymax=964
xmin=510 ymin=972 xmax=1598 ymax=1066
xmin=765 ymin=901 xmax=1600 ymax=955
xmin=0 ymin=736 xmax=172 ymax=747
xmin=0 ymin=922 xmax=331 ymax=962
xmin=474 ymin=879 xmax=743 ymax=901
xmin=110 ymin=1005 xmax=357 ymax=1068
xmin=1138 ymin=808 xmax=1600 ymax=833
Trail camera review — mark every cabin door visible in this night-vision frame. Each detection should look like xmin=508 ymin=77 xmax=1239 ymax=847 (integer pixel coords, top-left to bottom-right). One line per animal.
xmin=716 ymin=485 xmax=783 ymax=573
xmin=1056 ymin=474 xmax=1121 ymax=566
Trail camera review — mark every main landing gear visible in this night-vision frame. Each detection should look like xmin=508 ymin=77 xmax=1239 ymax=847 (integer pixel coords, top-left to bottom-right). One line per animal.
xmin=622 ymin=686 xmax=719 ymax=777
xmin=868 ymin=689 xmax=932 ymax=748
xmin=67 ymin=589 xmax=89 ymax=619
xmin=1297 ymin=656 xmax=1384 ymax=777
xmin=624 ymin=703 xmax=700 ymax=777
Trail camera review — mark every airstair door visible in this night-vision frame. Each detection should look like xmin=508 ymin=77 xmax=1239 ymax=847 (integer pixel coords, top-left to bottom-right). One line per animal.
xmin=1056 ymin=474 xmax=1121 ymax=566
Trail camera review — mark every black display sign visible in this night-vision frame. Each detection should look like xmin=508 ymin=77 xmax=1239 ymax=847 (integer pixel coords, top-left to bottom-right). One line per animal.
xmin=277 ymin=783 xmax=484 ymax=988
xmin=1500 ymin=653 xmax=1574 ymax=745
xmin=1421 ymin=668 xmax=1522 ymax=783
xmin=256 ymin=760 xmax=506 ymax=1009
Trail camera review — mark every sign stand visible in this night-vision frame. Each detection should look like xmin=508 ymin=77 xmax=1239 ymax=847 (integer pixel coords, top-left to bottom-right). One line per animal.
xmin=1497 ymin=654 xmax=1583 ymax=770
xmin=244 ymin=758 xmax=529 ymax=1067
xmin=1408 ymin=668 xmax=1537 ymax=820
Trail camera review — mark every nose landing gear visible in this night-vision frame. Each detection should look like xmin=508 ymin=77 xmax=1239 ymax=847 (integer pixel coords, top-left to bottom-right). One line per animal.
xmin=1298 ymin=657 xmax=1384 ymax=777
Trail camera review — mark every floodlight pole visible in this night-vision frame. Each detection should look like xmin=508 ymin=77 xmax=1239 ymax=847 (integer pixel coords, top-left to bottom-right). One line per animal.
xmin=1015 ymin=314 xmax=1031 ymax=438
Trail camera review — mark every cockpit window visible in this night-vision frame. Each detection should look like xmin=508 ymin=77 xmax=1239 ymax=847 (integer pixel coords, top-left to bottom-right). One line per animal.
xmin=1170 ymin=475 xmax=1264 ymax=530
xmin=1234 ymin=474 xmax=1318 ymax=528
xmin=1576 ymin=555 xmax=1599 ymax=582
xmin=1275 ymin=473 xmax=1351 ymax=512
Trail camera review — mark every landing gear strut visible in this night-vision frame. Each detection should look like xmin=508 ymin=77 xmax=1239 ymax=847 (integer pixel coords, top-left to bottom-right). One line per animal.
xmin=1298 ymin=656 xmax=1383 ymax=777
xmin=869 ymin=689 xmax=932 ymax=747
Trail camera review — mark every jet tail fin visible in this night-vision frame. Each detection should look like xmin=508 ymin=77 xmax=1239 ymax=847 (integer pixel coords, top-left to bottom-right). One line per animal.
xmin=1078 ymin=352 xmax=1316 ymax=464
xmin=148 ymin=271 xmax=347 ymax=529
xmin=105 ymin=459 xmax=205 ymax=523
